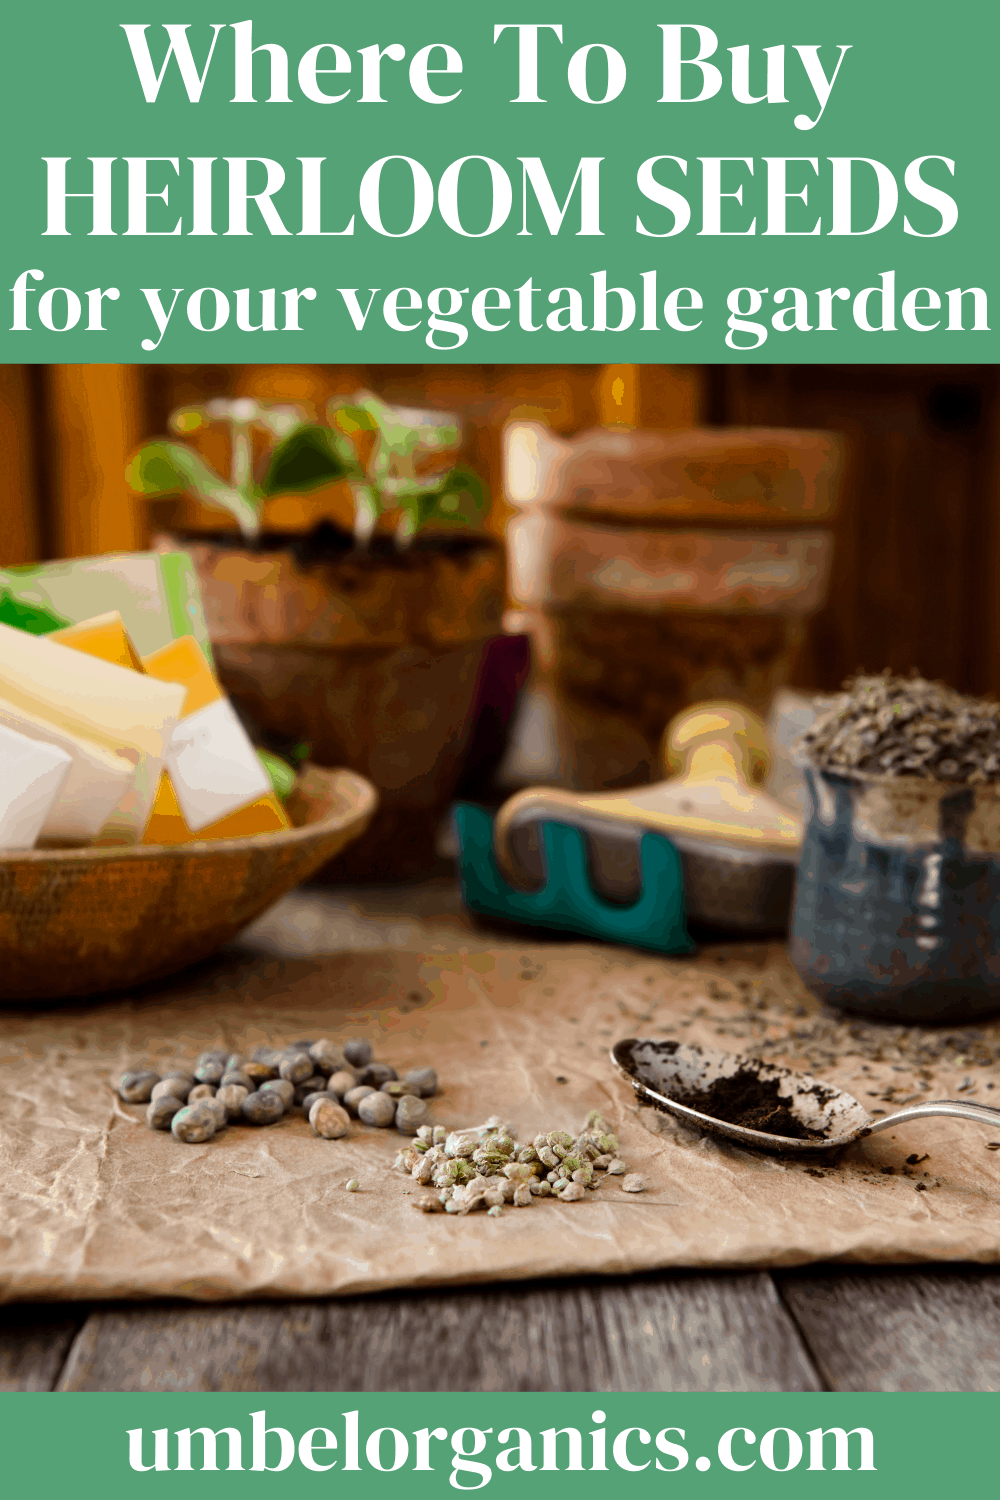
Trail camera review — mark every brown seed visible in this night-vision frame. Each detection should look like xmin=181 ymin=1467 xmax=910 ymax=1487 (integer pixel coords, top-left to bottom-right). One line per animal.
xmin=309 ymin=1099 xmax=350 ymax=1139
xmin=146 ymin=1096 xmax=183 ymax=1130
xmin=394 ymin=1094 xmax=431 ymax=1135
xmin=279 ymin=1051 xmax=313 ymax=1084
xmin=217 ymin=1083 xmax=249 ymax=1121
xmin=151 ymin=1078 xmax=187 ymax=1103
xmin=117 ymin=1069 xmax=159 ymax=1104
xmin=358 ymin=1091 xmax=396 ymax=1128
xmin=327 ymin=1069 xmax=358 ymax=1099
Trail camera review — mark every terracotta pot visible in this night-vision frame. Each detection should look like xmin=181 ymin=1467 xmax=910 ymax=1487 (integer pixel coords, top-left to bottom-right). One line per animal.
xmin=504 ymin=424 xmax=843 ymax=790
xmin=165 ymin=533 xmax=507 ymax=881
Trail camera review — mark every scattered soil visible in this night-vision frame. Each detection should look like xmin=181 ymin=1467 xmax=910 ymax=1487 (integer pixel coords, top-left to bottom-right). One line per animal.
xmin=664 ymin=1069 xmax=830 ymax=1141
xmin=801 ymin=670 xmax=1000 ymax=783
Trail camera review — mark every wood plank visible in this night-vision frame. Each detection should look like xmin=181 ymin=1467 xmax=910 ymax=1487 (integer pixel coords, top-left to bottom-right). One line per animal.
xmin=0 ymin=365 xmax=44 ymax=566
xmin=777 ymin=1269 xmax=1000 ymax=1392
xmin=44 ymin=364 xmax=148 ymax=559
xmin=57 ymin=1273 xmax=820 ymax=1392
xmin=0 ymin=1307 xmax=83 ymax=1391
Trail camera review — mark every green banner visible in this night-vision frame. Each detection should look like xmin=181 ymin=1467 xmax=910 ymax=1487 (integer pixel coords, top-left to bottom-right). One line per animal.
xmin=5 ymin=1392 xmax=995 ymax=1488
xmin=2 ymin=0 xmax=995 ymax=361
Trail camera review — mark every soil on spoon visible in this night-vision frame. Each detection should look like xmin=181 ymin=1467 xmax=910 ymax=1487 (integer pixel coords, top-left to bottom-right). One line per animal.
xmin=665 ymin=1069 xmax=830 ymax=1141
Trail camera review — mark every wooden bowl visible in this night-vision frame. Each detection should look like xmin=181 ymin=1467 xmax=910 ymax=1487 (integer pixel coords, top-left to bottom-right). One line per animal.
xmin=0 ymin=765 xmax=377 ymax=1002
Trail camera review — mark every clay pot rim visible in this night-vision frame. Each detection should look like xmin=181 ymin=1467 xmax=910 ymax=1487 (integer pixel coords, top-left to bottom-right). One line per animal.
xmin=1 ymin=765 xmax=378 ymax=867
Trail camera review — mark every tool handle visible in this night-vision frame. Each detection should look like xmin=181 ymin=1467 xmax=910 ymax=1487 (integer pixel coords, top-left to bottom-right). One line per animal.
xmin=865 ymin=1099 xmax=1000 ymax=1134
xmin=660 ymin=701 xmax=772 ymax=788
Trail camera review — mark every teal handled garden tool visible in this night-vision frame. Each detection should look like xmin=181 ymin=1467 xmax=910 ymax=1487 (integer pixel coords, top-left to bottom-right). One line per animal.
xmin=453 ymin=702 xmax=803 ymax=947
xmin=452 ymin=801 xmax=694 ymax=954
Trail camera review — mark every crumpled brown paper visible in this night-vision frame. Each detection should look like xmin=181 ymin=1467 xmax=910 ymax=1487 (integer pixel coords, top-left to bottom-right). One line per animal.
xmin=1 ymin=925 xmax=999 ymax=1304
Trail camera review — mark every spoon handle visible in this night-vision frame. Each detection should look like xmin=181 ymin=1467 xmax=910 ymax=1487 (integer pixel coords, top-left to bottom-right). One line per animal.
xmin=864 ymin=1099 xmax=1000 ymax=1134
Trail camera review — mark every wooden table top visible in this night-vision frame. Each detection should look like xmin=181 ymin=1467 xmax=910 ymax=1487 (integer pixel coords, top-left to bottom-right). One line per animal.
xmin=4 ymin=880 xmax=998 ymax=1393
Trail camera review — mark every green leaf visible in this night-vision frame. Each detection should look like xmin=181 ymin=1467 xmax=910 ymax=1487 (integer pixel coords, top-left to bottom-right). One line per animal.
xmin=256 ymin=748 xmax=298 ymax=802
xmin=410 ymin=465 xmax=488 ymax=529
xmin=0 ymin=589 xmax=71 ymax=635
xmin=126 ymin=441 xmax=260 ymax=537
xmin=259 ymin=424 xmax=352 ymax=496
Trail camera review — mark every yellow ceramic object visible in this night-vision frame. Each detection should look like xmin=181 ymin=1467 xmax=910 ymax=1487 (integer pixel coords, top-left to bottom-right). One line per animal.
xmin=494 ymin=700 xmax=802 ymax=882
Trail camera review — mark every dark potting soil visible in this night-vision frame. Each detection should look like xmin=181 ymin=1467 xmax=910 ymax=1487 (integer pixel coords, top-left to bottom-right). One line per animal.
xmin=665 ymin=1069 xmax=829 ymax=1140
xmin=187 ymin=522 xmax=495 ymax=569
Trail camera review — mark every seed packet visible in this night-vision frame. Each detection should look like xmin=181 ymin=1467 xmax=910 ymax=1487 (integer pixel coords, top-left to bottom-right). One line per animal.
xmin=141 ymin=636 xmax=288 ymax=843
xmin=0 ymin=623 xmax=186 ymax=845
xmin=0 ymin=551 xmax=212 ymax=664
xmin=0 ymin=723 xmax=72 ymax=850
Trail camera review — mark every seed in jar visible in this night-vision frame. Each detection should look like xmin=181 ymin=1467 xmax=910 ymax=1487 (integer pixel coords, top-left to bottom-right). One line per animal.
xmin=358 ymin=1091 xmax=396 ymax=1128
xmin=146 ymin=1096 xmax=183 ymax=1130
xmin=395 ymin=1094 xmax=431 ymax=1135
xmin=171 ymin=1102 xmax=217 ymax=1143
xmin=187 ymin=1083 xmax=217 ymax=1103
xmin=343 ymin=1038 xmax=373 ymax=1069
xmin=117 ymin=1070 xmax=159 ymax=1103
xmin=405 ymin=1067 xmax=438 ymax=1098
xmin=621 ymin=1174 xmax=646 ymax=1193
xmin=327 ymin=1069 xmax=358 ymax=1099
xmin=241 ymin=1090 xmax=285 ymax=1125
xmin=217 ymin=1083 xmax=249 ymax=1121
xmin=343 ymin=1085 xmax=376 ymax=1117
xmin=260 ymin=1079 xmax=295 ymax=1108
xmin=309 ymin=1098 xmax=351 ymax=1139
xmin=278 ymin=1051 xmax=313 ymax=1084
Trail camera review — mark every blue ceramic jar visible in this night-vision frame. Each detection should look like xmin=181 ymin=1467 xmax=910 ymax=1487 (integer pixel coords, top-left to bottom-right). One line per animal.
xmin=790 ymin=761 xmax=1000 ymax=1022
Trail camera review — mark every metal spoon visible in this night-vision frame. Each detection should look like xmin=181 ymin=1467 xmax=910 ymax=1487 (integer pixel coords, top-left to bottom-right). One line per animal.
xmin=611 ymin=1036 xmax=1000 ymax=1154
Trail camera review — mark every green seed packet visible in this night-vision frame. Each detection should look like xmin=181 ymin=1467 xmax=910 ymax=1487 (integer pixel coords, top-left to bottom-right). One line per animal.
xmin=0 ymin=552 xmax=213 ymax=665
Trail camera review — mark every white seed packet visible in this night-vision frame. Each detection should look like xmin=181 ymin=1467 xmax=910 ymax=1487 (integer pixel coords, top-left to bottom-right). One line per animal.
xmin=0 ymin=724 xmax=72 ymax=850
xmin=164 ymin=698 xmax=272 ymax=833
xmin=0 ymin=623 xmax=186 ymax=843
xmin=0 ymin=696 xmax=135 ymax=845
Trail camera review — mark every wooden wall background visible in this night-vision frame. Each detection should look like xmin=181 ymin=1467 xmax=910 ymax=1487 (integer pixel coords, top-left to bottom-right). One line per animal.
xmin=2 ymin=362 xmax=998 ymax=696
